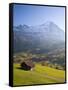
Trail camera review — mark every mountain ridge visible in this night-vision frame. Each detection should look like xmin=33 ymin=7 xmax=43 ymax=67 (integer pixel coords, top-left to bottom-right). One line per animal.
xmin=13 ymin=21 xmax=65 ymax=53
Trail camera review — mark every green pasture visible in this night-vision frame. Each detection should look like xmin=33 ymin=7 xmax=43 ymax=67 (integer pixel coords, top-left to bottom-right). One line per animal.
xmin=13 ymin=63 xmax=65 ymax=86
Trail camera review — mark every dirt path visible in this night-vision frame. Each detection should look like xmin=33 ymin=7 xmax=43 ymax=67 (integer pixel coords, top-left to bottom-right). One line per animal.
xmin=40 ymin=73 xmax=64 ymax=82
xmin=32 ymin=71 xmax=64 ymax=82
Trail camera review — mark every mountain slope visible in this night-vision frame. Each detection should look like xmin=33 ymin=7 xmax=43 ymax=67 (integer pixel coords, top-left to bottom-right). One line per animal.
xmin=13 ymin=21 xmax=65 ymax=53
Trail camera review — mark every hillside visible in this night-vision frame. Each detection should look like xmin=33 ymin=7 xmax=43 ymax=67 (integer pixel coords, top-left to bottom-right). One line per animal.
xmin=13 ymin=63 xmax=65 ymax=86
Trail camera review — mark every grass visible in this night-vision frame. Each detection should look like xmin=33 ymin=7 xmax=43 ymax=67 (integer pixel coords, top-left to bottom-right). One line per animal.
xmin=13 ymin=63 xmax=65 ymax=86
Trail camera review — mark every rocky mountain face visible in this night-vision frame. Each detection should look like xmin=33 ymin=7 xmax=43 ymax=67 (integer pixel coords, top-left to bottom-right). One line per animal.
xmin=13 ymin=21 xmax=65 ymax=53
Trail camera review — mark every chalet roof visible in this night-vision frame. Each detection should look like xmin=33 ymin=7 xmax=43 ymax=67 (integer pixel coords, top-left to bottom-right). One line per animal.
xmin=22 ymin=60 xmax=35 ymax=68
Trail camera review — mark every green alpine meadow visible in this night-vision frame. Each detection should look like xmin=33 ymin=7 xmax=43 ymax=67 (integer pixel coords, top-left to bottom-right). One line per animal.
xmin=13 ymin=63 xmax=65 ymax=86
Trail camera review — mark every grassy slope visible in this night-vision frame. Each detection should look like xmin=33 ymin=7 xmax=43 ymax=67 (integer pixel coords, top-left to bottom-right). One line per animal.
xmin=13 ymin=64 xmax=65 ymax=86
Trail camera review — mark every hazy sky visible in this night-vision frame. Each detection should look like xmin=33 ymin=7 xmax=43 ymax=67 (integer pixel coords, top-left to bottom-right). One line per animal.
xmin=13 ymin=4 xmax=65 ymax=31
